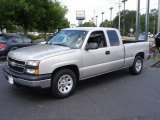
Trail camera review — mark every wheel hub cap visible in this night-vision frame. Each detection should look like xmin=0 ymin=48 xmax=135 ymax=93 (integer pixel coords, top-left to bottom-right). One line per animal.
xmin=58 ymin=74 xmax=73 ymax=94
xmin=136 ymin=59 xmax=142 ymax=72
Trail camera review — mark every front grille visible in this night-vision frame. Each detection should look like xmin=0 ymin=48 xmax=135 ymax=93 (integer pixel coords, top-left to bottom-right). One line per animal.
xmin=8 ymin=57 xmax=25 ymax=65
xmin=8 ymin=57 xmax=26 ymax=73
xmin=8 ymin=63 xmax=24 ymax=73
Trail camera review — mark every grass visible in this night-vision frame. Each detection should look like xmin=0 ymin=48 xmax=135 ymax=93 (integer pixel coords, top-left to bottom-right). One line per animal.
xmin=150 ymin=52 xmax=160 ymax=61
xmin=150 ymin=57 xmax=160 ymax=61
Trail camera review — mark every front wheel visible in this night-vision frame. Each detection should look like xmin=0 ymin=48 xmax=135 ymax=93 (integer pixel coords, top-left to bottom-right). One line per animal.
xmin=129 ymin=56 xmax=143 ymax=75
xmin=51 ymin=69 xmax=77 ymax=98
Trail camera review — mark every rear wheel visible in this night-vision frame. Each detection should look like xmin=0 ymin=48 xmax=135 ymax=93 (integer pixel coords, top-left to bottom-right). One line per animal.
xmin=129 ymin=56 xmax=143 ymax=75
xmin=51 ymin=68 xmax=77 ymax=98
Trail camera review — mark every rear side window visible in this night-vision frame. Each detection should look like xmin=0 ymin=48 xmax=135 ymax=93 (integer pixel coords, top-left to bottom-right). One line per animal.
xmin=107 ymin=30 xmax=120 ymax=46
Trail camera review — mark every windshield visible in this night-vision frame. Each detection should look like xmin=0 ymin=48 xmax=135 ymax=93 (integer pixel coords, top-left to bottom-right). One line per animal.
xmin=47 ymin=30 xmax=88 ymax=49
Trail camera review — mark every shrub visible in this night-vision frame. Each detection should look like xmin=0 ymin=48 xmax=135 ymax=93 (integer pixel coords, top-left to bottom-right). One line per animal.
xmin=26 ymin=34 xmax=47 ymax=40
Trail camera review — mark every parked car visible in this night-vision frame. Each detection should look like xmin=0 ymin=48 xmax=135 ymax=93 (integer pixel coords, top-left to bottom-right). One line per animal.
xmin=0 ymin=34 xmax=33 ymax=56
xmin=3 ymin=27 xmax=149 ymax=98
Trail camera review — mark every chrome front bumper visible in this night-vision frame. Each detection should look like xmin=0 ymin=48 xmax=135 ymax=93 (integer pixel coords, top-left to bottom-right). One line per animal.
xmin=3 ymin=65 xmax=51 ymax=88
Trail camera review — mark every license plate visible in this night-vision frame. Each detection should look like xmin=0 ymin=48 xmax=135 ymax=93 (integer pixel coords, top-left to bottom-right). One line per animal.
xmin=8 ymin=75 xmax=14 ymax=85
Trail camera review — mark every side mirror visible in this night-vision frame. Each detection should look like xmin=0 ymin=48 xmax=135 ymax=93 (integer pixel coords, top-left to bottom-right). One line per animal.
xmin=86 ymin=42 xmax=98 ymax=50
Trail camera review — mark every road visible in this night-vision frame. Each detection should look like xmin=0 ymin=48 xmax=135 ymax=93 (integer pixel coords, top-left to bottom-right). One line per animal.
xmin=0 ymin=58 xmax=160 ymax=120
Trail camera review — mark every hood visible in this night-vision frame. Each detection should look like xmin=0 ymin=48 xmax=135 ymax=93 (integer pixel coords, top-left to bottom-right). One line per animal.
xmin=8 ymin=44 xmax=76 ymax=61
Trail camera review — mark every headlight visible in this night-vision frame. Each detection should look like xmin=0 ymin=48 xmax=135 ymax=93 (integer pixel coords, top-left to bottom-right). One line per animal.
xmin=26 ymin=60 xmax=40 ymax=66
xmin=26 ymin=60 xmax=40 ymax=75
xmin=26 ymin=68 xmax=39 ymax=75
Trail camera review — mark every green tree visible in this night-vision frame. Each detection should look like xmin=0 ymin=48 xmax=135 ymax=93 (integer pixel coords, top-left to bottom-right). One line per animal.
xmin=0 ymin=0 xmax=15 ymax=31
xmin=0 ymin=0 xmax=69 ymax=34
xmin=100 ymin=19 xmax=112 ymax=27
xmin=82 ymin=22 xmax=96 ymax=27
xmin=140 ymin=14 xmax=145 ymax=33
xmin=150 ymin=9 xmax=158 ymax=34
xmin=58 ymin=18 xmax=70 ymax=30
xmin=140 ymin=9 xmax=158 ymax=34
xmin=14 ymin=0 xmax=48 ymax=34
xmin=113 ymin=10 xmax=136 ymax=35
xmin=37 ymin=1 xmax=69 ymax=34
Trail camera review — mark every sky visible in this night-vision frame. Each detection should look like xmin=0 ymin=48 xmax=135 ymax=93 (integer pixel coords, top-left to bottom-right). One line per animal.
xmin=59 ymin=0 xmax=158 ymax=26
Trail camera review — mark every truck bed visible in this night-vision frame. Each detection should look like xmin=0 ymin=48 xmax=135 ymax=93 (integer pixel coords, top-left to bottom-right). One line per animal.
xmin=123 ymin=41 xmax=149 ymax=67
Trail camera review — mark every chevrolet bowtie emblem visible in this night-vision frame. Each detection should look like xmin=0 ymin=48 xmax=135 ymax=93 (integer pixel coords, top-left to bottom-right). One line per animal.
xmin=10 ymin=61 xmax=16 ymax=66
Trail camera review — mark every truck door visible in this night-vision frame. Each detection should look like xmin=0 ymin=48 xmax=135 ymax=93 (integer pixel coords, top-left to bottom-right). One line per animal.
xmin=82 ymin=30 xmax=124 ymax=79
xmin=105 ymin=30 xmax=125 ymax=69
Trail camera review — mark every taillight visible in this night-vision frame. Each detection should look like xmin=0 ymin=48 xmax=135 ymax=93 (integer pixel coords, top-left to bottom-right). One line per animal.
xmin=0 ymin=44 xmax=7 ymax=49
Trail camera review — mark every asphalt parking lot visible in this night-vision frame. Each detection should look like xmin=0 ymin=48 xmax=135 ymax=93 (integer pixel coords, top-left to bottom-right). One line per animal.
xmin=0 ymin=57 xmax=160 ymax=120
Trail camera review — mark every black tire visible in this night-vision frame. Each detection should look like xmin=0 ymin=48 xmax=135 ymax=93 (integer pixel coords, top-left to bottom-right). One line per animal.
xmin=51 ymin=68 xmax=77 ymax=98
xmin=129 ymin=56 xmax=143 ymax=75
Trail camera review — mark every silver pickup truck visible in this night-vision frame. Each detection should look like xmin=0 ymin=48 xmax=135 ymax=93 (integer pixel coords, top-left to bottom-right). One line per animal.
xmin=3 ymin=27 xmax=149 ymax=98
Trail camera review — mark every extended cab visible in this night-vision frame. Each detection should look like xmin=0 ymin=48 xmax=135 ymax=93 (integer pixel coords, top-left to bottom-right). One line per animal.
xmin=3 ymin=27 xmax=149 ymax=98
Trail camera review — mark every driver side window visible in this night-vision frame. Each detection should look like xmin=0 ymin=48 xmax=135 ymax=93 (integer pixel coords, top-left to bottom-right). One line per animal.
xmin=87 ymin=31 xmax=107 ymax=48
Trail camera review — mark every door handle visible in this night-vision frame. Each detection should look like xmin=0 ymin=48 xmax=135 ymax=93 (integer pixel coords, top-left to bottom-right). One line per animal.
xmin=105 ymin=51 xmax=110 ymax=55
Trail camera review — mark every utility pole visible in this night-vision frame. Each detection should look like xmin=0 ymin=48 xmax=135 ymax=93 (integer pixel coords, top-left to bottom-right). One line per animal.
xmin=117 ymin=0 xmax=121 ymax=32
xmin=135 ymin=0 xmax=140 ymax=40
xmin=122 ymin=0 xmax=128 ymax=37
xmin=94 ymin=10 xmax=96 ymax=25
xmin=119 ymin=5 xmax=121 ymax=32
xmin=91 ymin=18 xmax=94 ymax=23
xmin=109 ymin=7 xmax=113 ymax=21
xmin=96 ymin=15 xmax=98 ymax=27
xmin=78 ymin=20 xmax=83 ymax=27
xmin=101 ymin=12 xmax=104 ymax=23
xmin=145 ymin=0 xmax=150 ymax=41
xmin=158 ymin=0 xmax=160 ymax=32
